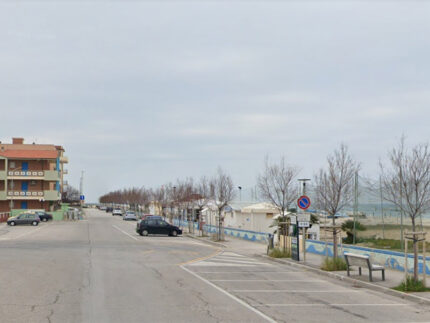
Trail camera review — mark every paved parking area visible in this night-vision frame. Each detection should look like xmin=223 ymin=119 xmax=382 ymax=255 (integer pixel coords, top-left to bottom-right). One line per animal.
xmin=183 ymin=251 xmax=430 ymax=323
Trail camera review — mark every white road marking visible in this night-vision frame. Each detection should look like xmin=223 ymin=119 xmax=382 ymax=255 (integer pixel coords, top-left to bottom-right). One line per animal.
xmin=197 ymin=271 xmax=300 ymax=274
xmin=255 ymin=303 xmax=409 ymax=307
xmin=232 ymin=290 xmax=360 ymax=293
xmin=189 ymin=262 xmax=260 ymax=267
xmin=0 ymin=223 xmax=51 ymax=241
xmin=112 ymin=225 xmax=138 ymax=241
xmin=210 ymin=279 xmax=326 ymax=282
xmin=181 ymin=265 xmax=276 ymax=323
xmin=210 ymin=259 xmax=272 ymax=265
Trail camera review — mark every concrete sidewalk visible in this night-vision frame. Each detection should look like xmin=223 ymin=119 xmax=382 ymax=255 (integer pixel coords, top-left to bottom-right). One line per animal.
xmin=185 ymin=229 xmax=430 ymax=303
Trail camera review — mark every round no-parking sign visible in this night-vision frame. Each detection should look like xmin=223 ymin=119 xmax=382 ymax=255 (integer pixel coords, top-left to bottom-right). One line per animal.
xmin=297 ymin=195 xmax=311 ymax=210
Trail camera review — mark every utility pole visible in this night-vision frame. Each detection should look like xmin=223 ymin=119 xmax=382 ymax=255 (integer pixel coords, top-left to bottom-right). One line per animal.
xmin=80 ymin=171 xmax=84 ymax=210
xmin=353 ymin=171 xmax=358 ymax=244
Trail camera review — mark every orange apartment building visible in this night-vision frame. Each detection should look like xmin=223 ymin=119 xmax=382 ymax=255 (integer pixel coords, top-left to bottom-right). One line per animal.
xmin=0 ymin=138 xmax=68 ymax=212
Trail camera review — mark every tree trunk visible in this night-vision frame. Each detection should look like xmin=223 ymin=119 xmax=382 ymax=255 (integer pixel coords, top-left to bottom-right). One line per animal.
xmin=332 ymin=215 xmax=338 ymax=258
xmin=412 ymin=218 xmax=418 ymax=282
xmin=218 ymin=209 xmax=222 ymax=241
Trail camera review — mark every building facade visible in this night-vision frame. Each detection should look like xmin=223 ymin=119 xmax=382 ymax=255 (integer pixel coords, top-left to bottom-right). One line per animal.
xmin=0 ymin=138 xmax=68 ymax=212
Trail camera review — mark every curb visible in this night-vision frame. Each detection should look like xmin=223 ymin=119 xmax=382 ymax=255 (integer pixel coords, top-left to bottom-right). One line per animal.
xmin=185 ymin=233 xmax=228 ymax=248
xmin=259 ymin=254 xmax=430 ymax=306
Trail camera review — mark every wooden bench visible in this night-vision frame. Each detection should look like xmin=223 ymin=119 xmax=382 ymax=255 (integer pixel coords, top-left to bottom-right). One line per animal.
xmin=344 ymin=252 xmax=385 ymax=282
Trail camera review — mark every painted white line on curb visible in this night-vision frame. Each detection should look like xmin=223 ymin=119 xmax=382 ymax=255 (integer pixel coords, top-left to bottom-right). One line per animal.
xmin=181 ymin=265 xmax=276 ymax=323
xmin=112 ymin=225 xmax=138 ymax=241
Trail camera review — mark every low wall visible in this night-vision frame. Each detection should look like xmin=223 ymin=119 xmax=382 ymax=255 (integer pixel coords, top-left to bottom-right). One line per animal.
xmin=10 ymin=204 xmax=70 ymax=221
xmin=306 ymin=240 xmax=430 ymax=275
xmin=173 ymin=219 xmax=430 ymax=274
xmin=174 ymin=219 xmax=269 ymax=244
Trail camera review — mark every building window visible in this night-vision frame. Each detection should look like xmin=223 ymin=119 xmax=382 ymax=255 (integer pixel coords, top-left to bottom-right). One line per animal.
xmin=30 ymin=180 xmax=36 ymax=186
xmin=9 ymin=161 xmax=16 ymax=169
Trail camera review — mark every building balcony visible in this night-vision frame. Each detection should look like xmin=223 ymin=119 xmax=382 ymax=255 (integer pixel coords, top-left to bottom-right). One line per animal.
xmin=7 ymin=170 xmax=60 ymax=181
xmin=6 ymin=190 xmax=61 ymax=201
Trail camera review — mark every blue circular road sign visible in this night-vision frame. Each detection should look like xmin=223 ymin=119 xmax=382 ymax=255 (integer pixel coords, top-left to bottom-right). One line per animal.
xmin=297 ymin=195 xmax=311 ymax=210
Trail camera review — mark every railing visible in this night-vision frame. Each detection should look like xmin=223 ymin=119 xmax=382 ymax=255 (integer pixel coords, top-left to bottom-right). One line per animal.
xmin=7 ymin=170 xmax=60 ymax=181
xmin=8 ymin=171 xmax=44 ymax=177
xmin=8 ymin=191 xmax=44 ymax=197
xmin=0 ymin=212 xmax=10 ymax=223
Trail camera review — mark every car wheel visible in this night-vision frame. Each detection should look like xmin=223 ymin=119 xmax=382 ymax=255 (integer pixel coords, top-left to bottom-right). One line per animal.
xmin=42 ymin=218 xmax=48 ymax=222
xmin=32 ymin=221 xmax=38 ymax=226
xmin=171 ymin=230 xmax=178 ymax=237
xmin=141 ymin=230 xmax=149 ymax=236
xmin=9 ymin=221 xmax=15 ymax=226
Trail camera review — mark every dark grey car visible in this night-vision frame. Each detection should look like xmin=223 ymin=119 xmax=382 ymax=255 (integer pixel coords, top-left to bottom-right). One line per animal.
xmin=7 ymin=213 xmax=40 ymax=226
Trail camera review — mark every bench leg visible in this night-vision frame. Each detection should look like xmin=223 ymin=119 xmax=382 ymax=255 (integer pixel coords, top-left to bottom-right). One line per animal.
xmin=369 ymin=270 xmax=373 ymax=282
xmin=382 ymin=269 xmax=385 ymax=281
xmin=359 ymin=267 xmax=362 ymax=276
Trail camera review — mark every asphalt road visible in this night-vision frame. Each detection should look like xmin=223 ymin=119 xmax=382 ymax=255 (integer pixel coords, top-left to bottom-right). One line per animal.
xmin=0 ymin=209 xmax=429 ymax=323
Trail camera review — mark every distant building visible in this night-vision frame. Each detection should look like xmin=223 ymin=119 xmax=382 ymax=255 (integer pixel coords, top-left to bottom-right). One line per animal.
xmin=0 ymin=137 xmax=68 ymax=212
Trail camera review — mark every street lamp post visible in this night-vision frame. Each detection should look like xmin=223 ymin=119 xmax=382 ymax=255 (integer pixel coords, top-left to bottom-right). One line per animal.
xmin=238 ymin=186 xmax=242 ymax=202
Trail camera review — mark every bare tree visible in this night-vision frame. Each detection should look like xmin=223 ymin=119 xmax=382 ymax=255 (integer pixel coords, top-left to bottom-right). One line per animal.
xmin=314 ymin=144 xmax=360 ymax=259
xmin=210 ymin=168 xmax=235 ymax=241
xmin=63 ymin=185 xmax=80 ymax=203
xmin=380 ymin=138 xmax=430 ymax=281
xmin=194 ymin=176 xmax=211 ymax=220
xmin=257 ymin=156 xmax=300 ymax=218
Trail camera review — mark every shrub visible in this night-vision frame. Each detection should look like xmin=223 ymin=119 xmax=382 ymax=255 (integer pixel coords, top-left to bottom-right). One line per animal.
xmin=393 ymin=276 xmax=430 ymax=292
xmin=269 ymin=248 xmax=291 ymax=258
xmin=321 ymin=257 xmax=347 ymax=271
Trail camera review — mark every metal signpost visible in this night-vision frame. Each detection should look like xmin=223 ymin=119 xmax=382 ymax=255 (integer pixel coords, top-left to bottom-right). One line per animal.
xmin=297 ymin=182 xmax=311 ymax=262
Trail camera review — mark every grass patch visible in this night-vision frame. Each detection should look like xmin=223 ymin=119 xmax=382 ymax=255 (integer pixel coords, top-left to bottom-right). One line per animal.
xmin=269 ymin=248 xmax=291 ymax=258
xmin=321 ymin=257 xmax=348 ymax=271
xmin=357 ymin=238 xmax=430 ymax=252
xmin=393 ymin=276 xmax=430 ymax=292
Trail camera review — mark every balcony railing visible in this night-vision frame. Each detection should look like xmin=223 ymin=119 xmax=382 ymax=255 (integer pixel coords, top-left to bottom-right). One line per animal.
xmin=6 ymin=190 xmax=61 ymax=201
xmin=8 ymin=191 xmax=44 ymax=197
xmin=8 ymin=171 xmax=44 ymax=177
xmin=7 ymin=170 xmax=60 ymax=181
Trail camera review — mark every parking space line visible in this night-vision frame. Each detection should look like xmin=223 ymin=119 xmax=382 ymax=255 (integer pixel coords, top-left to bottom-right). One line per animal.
xmin=0 ymin=223 xmax=51 ymax=241
xmin=254 ymin=303 xmax=409 ymax=307
xmin=210 ymin=279 xmax=326 ymax=282
xmin=181 ymin=265 xmax=276 ymax=323
xmin=196 ymin=271 xmax=300 ymax=274
xmin=232 ymin=290 xmax=360 ymax=293
xmin=112 ymin=224 xmax=138 ymax=241
xmin=178 ymin=249 xmax=222 ymax=266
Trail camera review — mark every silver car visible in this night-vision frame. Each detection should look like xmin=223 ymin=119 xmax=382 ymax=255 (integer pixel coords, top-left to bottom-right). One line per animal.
xmin=123 ymin=211 xmax=137 ymax=221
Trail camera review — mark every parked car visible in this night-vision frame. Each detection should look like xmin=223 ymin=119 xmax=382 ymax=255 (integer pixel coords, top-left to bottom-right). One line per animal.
xmin=35 ymin=211 xmax=53 ymax=222
xmin=136 ymin=218 xmax=182 ymax=236
xmin=106 ymin=207 xmax=113 ymax=213
xmin=123 ymin=211 xmax=138 ymax=221
xmin=7 ymin=213 xmax=40 ymax=226
xmin=99 ymin=206 xmax=107 ymax=211
xmin=112 ymin=208 xmax=123 ymax=216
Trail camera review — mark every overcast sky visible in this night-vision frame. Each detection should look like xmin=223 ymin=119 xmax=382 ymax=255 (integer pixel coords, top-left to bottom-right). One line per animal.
xmin=1 ymin=1 xmax=429 ymax=202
